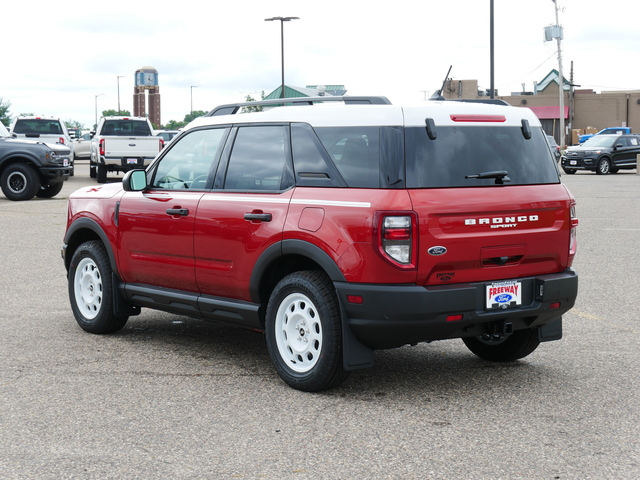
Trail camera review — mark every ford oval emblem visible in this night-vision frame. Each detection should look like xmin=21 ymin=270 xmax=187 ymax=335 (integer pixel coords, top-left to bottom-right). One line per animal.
xmin=427 ymin=246 xmax=447 ymax=256
xmin=495 ymin=294 xmax=513 ymax=303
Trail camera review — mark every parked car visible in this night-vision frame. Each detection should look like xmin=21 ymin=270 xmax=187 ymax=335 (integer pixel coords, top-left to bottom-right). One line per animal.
xmin=547 ymin=134 xmax=561 ymax=161
xmin=0 ymin=122 xmax=72 ymax=200
xmin=561 ymin=134 xmax=640 ymax=174
xmin=63 ymin=96 xmax=578 ymax=391
xmin=72 ymin=132 xmax=92 ymax=159
xmin=578 ymin=126 xmax=632 ymax=144
xmin=155 ymin=130 xmax=179 ymax=145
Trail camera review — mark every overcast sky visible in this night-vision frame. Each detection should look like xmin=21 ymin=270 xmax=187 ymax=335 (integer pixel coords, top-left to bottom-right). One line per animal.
xmin=3 ymin=0 xmax=639 ymax=128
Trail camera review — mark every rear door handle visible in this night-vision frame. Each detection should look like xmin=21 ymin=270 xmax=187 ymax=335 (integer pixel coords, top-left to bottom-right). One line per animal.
xmin=166 ymin=208 xmax=189 ymax=216
xmin=244 ymin=213 xmax=272 ymax=222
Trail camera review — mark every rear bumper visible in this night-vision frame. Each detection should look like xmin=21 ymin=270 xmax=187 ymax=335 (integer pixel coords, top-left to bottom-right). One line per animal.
xmin=335 ymin=269 xmax=578 ymax=350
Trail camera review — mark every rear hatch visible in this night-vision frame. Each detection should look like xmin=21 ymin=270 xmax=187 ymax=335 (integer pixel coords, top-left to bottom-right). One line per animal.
xmin=402 ymin=105 xmax=575 ymax=286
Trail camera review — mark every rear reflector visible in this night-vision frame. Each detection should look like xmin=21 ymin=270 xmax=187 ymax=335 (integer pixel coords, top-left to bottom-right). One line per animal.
xmin=347 ymin=295 xmax=363 ymax=304
xmin=446 ymin=314 xmax=464 ymax=322
xmin=549 ymin=302 xmax=561 ymax=310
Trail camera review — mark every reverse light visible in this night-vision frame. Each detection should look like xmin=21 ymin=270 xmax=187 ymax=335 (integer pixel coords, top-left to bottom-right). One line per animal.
xmin=375 ymin=212 xmax=417 ymax=268
xmin=569 ymin=203 xmax=578 ymax=265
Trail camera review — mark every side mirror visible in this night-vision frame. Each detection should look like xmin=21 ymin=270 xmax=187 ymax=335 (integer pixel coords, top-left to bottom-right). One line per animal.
xmin=122 ymin=169 xmax=148 ymax=191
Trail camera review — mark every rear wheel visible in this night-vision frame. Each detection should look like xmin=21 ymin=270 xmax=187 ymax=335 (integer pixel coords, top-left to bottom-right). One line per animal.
xmin=68 ymin=240 xmax=128 ymax=334
xmin=596 ymin=157 xmax=611 ymax=175
xmin=463 ymin=329 xmax=540 ymax=362
xmin=1 ymin=163 xmax=41 ymax=201
xmin=36 ymin=182 xmax=64 ymax=198
xmin=265 ymin=271 xmax=348 ymax=391
xmin=89 ymin=163 xmax=97 ymax=178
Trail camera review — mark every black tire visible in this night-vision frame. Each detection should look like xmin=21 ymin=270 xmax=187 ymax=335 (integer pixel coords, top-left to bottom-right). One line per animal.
xmin=68 ymin=240 xmax=128 ymax=334
xmin=89 ymin=163 xmax=97 ymax=178
xmin=36 ymin=182 xmax=64 ymax=198
xmin=562 ymin=167 xmax=576 ymax=175
xmin=265 ymin=271 xmax=349 ymax=391
xmin=96 ymin=164 xmax=107 ymax=183
xmin=596 ymin=157 xmax=611 ymax=175
xmin=1 ymin=163 xmax=41 ymax=201
xmin=462 ymin=328 xmax=540 ymax=362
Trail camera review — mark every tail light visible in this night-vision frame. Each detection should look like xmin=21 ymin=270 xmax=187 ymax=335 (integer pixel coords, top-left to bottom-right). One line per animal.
xmin=99 ymin=138 xmax=105 ymax=156
xmin=568 ymin=203 xmax=578 ymax=265
xmin=159 ymin=138 xmax=165 ymax=150
xmin=375 ymin=212 xmax=417 ymax=269
xmin=59 ymin=137 xmax=65 ymax=144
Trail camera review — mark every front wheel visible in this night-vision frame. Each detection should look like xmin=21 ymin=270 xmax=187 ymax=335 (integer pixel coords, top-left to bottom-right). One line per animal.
xmin=68 ymin=240 xmax=128 ymax=334
xmin=265 ymin=271 xmax=348 ymax=391
xmin=1 ymin=163 xmax=41 ymax=201
xmin=596 ymin=158 xmax=611 ymax=175
xmin=462 ymin=329 xmax=540 ymax=362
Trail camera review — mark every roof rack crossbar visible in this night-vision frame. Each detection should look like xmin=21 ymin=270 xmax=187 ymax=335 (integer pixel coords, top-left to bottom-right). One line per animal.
xmin=206 ymin=96 xmax=392 ymax=116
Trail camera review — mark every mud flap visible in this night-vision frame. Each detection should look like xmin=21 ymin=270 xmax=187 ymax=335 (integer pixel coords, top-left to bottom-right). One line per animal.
xmin=538 ymin=316 xmax=562 ymax=342
xmin=338 ymin=297 xmax=374 ymax=371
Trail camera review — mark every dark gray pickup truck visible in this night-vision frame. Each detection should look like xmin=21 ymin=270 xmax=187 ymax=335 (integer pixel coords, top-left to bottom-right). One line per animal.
xmin=0 ymin=122 xmax=72 ymax=200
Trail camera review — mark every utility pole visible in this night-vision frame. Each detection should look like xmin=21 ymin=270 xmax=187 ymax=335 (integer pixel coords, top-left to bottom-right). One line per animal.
xmin=553 ymin=0 xmax=565 ymax=147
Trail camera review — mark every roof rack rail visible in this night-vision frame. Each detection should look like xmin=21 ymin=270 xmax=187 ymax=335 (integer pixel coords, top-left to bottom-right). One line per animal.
xmin=448 ymin=98 xmax=510 ymax=106
xmin=206 ymin=96 xmax=392 ymax=117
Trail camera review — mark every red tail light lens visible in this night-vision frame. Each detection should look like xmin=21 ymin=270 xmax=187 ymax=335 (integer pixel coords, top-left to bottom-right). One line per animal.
xmin=159 ymin=138 xmax=165 ymax=150
xmin=59 ymin=137 xmax=65 ymax=144
xmin=99 ymin=138 xmax=105 ymax=156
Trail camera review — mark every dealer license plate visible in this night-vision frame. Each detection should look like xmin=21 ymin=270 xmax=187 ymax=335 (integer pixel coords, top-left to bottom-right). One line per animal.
xmin=127 ymin=158 xmax=138 ymax=165
xmin=570 ymin=160 xmax=577 ymax=165
xmin=486 ymin=281 xmax=522 ymax=309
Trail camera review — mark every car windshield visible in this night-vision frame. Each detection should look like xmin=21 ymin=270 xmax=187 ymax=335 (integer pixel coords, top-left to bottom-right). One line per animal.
xmin=582 ymin=136 xmax=617 ymax=147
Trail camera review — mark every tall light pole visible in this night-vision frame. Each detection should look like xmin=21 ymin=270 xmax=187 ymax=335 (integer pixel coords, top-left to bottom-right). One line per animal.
xmin=553 ymin=0 xmax=565 ymax=148
xmin=190 ymin=86 xmax=198 ymax=115
xmin=489 ymin=0 xmax=495 ymax=99
xmin=264 ymin=16 xmax=299 ymax=99
xmin=94 ymin=94 xmax=104 ymax=130
xmin=117 ymin=76 xmax=125 ymax=114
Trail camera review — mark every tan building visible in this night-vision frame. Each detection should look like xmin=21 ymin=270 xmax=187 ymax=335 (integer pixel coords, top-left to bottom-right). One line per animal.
xmin=441 ymin=71 xmax=640 ymax=147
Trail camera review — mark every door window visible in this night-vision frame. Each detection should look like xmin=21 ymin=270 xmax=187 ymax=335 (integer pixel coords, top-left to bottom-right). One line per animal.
xmin=223 ymin=126 xmax=292 ymax=191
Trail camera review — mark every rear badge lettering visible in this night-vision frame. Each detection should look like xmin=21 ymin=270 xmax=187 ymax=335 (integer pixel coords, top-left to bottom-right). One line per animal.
xmin=465 ymin=215 xmax=539 ymax=228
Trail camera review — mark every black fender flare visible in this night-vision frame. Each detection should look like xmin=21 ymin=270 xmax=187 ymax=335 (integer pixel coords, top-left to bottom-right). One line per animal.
xmin=63 ymin=217 xmax=118 ymax=275
xmin=249 ymin=239 xmax=346 ymax=304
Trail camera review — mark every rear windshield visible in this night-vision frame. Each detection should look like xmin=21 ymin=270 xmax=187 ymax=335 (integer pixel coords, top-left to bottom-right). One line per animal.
xmin=101 ymin=120 xmax=151 ymax=136
xmin=13 ymin=119 xmax=63 ymax=135
xmin=405 ymin=126 xmax=559 ymax=188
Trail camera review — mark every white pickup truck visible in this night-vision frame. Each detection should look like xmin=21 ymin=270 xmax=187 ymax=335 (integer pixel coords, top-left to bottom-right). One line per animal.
xmin=90 ymin=116 xmax=164 ymax=183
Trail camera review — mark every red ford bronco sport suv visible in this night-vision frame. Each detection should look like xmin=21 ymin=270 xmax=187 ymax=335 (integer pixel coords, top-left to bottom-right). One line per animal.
xmin=62 ymin=96 xmax=579 ymax=391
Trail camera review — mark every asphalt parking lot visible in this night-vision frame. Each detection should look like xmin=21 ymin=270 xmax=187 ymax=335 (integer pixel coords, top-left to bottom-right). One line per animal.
xmin=1 ymin=162 xmax=638 ymax=479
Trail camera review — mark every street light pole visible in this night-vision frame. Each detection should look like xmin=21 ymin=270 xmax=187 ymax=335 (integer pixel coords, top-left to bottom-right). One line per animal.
xmin=265 ymin=16 xmax=299 ymax=99
xmin=190 ymin=86 xmax=198 ymax=115
xmin=94 ymin=94 xmax=104 ymax=130
xmin=117 ymin=76 xmax=125 ymax=114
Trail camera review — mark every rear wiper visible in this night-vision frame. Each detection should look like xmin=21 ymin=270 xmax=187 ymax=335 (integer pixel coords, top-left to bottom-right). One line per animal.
xmin=465 ymin=170 xmax=511 ymax=185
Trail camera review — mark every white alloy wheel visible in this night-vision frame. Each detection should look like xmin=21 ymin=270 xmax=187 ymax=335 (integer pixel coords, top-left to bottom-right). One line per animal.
xmin=74 ymin=257 xmax=104 ymax=320
xmin=274 ymin=292 xmax=323 ymax=373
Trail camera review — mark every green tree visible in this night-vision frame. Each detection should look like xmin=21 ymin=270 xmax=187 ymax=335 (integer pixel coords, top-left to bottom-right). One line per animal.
xmin=241 ymin=91 xmax=265 ymax=113
xmin=102 ymin=109 xmax=131 ymax=117
xmin=0 ymin=97 xmax=11 ymax=126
